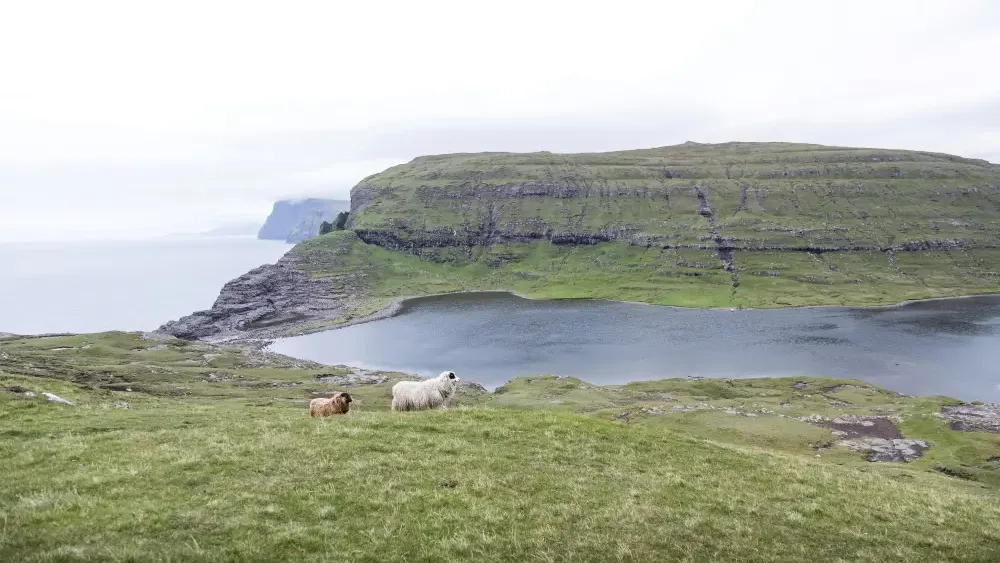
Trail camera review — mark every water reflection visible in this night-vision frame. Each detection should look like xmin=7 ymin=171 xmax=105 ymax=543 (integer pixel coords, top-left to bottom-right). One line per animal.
xmin=846 ymin=296 xmax=1000 ymax=336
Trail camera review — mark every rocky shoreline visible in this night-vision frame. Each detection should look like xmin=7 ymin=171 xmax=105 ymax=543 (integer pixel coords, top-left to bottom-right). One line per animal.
xmin=156 ymin=251 xmax=362 ymax=342
xmin=156 ymin=263 xmax=1000 ymax=345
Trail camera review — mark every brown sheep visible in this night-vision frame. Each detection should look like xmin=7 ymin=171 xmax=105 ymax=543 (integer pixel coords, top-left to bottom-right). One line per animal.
xmin=309 ymin=392 xmax=352 ymax=417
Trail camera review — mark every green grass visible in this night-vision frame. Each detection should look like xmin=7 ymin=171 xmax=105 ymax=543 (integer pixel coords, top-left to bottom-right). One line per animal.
xmin=350 ymin=142 xmax=1000 ymax=246
xmin=294 ymin=142 xmax=1000 ymax=319
xmin=5 ymin=404 xmax=1000 ymax=563
xmin=288 ymin=232 xmax=1000 ymax=328
xmin=3 ymin=333 xmax=1000 ymax=562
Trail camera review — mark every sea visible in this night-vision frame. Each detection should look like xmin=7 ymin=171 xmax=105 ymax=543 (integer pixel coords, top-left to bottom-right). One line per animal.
xmin=0 ymin=236 xmax=291 ymax=334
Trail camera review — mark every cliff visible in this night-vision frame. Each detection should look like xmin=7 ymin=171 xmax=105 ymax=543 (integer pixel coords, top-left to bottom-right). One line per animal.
xmin=161 ymin=142 xmax=1000 ymax=340
xmin=257 ymin=198 xmax=349 ymax=243
xmin=348 ymin=142 xmax=1000 ymax=253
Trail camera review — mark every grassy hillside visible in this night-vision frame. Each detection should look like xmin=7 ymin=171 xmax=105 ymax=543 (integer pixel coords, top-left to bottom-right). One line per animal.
xmin=350 ymin=142 xmax=1000 ymax=248
xmin=3 ymin=333 xmax=1000 ymax=562
xmin=334 ymin=142 xmax=1000 ymax=312
xmin=157 ymin=143 xmax=1000 ymax=340
xmin=286 ymin=231 xmax=1000 ymax=329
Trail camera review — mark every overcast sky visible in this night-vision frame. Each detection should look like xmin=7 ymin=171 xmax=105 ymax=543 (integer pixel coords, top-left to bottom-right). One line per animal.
xmin=1 ymin=0 xmax=998 ymax=241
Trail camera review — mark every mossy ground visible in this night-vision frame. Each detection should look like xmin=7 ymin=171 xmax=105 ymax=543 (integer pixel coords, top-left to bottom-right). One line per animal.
xmin=291 ymin=232 xmax=1000 ymax=329
xmin=3 ymin=333 xmax=1000 ymax=562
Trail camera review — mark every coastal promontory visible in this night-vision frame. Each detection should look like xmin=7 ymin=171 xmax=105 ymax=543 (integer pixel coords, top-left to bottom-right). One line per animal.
xmin=163 ymin=142 xmax=1000 ymax=340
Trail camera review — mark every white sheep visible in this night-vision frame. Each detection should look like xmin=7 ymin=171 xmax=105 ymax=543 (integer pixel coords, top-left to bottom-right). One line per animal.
xmin=391 ymin=371 xmax=459 ymax=412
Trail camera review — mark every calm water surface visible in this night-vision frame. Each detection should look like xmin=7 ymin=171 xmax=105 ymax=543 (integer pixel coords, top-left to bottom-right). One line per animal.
xmin=271 ymin=292 xmax=1000 ymax=401
xmin=0 ymin=236 xmax=290 ymax=334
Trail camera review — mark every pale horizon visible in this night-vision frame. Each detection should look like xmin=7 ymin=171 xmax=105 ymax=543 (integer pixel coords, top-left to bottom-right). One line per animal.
xmin=2 ymin=0 xmax=998 ymax=241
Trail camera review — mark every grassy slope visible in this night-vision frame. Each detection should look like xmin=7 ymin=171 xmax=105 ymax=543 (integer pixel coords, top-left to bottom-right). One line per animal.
xmin=291 ymin=232 xmax=1000 ymax=327
xmin=351 ymin=142 xmax=1000 ymax=247
xmin=3 ymin=333 xmax=1000 ymax=562
xmin=290 ymin=142 xmax=1000 ymax=315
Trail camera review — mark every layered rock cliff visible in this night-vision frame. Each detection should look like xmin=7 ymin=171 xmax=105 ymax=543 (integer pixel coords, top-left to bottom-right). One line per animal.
xmin=161 ymin=142 xmax=1000 ymax=340
xmin=348 ymin=142 xmax=1000 ymax=255
xmin=258 ymin=198 xmax=350 ymax=243
xmin=158 ymin=235 xmax=362 ymax=340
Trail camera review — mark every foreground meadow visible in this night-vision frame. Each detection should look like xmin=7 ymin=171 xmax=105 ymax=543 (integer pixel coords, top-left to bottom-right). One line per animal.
xmin=2 ymin=332 xmax=999 ymax=562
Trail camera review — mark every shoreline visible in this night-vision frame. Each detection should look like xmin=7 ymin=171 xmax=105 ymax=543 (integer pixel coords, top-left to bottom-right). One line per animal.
xmin=5 ymin=325 xmax=998 ymax=404
xmin=266 ymin=288 xmax=1000 ymax=341
xmin=252 ymin=289 xmax=1000 ymax=403
xmin=8 ymin=290 xmax=998 ymax=345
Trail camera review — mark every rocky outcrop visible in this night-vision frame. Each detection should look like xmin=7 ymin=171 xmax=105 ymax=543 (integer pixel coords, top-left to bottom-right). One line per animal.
xmin=353 ymin=224 xmax=985 ymax=256
xmin=157 ymin=257 xmax=350 ymax=341
xmin=939 ymin=404 xmax=1000 ymax=433
xmin=800 ymin=413 xmax=931 ymax=462
xmin=4 ymin=386 xmax=76 ymax=404
xmin=258 ymin=198 xmax=349 ymax=243
xmin=4 ymin=385 xmax=34 ymax=397
xmin=838 ymin=438 xmax=929 ymax=462
xmin=42 ymin=392 xmax=75 ymax=406
xmin=315 ymin=372 xmax=390 ymax=386
xmin=352 ymin=227 xmax=624 ymax=251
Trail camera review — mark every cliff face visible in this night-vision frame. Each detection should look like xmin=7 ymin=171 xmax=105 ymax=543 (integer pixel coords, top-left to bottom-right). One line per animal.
xmin=258 ymin=199 xmax=350 ymax=243
xmin=160 ymin=143 xmax=1000 ymax=340
xmin=348 ymin=142 xmax=1000 ymax=255
xmin=157 ymin=240 xmax=355 ymax=340
xmin=158 ymin=231 xmax=387 ymax=340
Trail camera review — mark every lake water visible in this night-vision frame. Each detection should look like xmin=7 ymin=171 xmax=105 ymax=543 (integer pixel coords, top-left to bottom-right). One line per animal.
xmin=270 ymin=292 xmax=1000 ymax=402
xmin=0 ymin=236 xmax=291 ymax=334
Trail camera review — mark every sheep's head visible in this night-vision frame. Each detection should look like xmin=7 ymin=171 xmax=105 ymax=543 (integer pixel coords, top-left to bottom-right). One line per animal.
xmin=336 ymin=392 xmax=353 ymax=403
xmin=438 ymin=371 xmax=459 ymax=393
